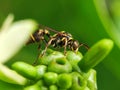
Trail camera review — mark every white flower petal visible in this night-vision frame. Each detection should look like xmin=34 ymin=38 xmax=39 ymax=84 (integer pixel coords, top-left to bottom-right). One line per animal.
xmin=0 ymin=19 xmax=37 ymax=63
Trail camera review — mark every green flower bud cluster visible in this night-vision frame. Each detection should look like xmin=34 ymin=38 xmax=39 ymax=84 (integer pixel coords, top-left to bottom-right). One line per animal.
xmin=10 ymin=39 xmax=113 ymax=90
xmin=12 ymin=49 xmax=90 ymax=90
xmin=12 ymin=50 xmax=96 ymax=90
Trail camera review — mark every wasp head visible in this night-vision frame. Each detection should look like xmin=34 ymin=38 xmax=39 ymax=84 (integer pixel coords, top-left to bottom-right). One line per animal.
xmin=68 ymin=40 xmax=79 ymax=52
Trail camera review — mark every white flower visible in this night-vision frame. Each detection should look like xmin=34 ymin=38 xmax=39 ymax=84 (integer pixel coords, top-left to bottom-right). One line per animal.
xmin=0 ymin=14 xmax=37 ymax=63
xmin=0 ymin=14 xmax=37 ymax=85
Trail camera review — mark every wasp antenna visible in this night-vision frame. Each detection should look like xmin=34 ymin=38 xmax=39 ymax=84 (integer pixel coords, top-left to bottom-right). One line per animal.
xmin=79 ymin=43 xmax=89 ymax=50
xmin=39 ymin=24 xmax=59 ymax=33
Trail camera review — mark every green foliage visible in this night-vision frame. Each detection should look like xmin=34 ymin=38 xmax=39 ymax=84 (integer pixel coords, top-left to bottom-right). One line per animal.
xmin=0 ymin=0 xmax=120 ymax=90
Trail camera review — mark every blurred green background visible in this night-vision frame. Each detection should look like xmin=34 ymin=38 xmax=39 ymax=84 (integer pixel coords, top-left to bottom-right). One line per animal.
xmin=0 ymin=0 xmax=120 ymax=90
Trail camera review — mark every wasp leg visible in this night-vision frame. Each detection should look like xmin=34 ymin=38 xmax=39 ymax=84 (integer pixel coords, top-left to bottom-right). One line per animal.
xmin=31 ymin=34 xmax=36 ymax=41
xmin=40 ymin=38 xmax=54 ymax=57
xmin=38 ymin=44 xmax=41 ymax=50
xmin=63 ymin=38 xmax=68 ymax=55
xmin=32 ymin=41 xmax=42 ymax=65
xmin=26 ymin=34 xmax=36 ymax=45
xmin=33 ymin=39 xmax=48 ymax=65
xmin=79 ymin=43 xmax=89 ymax=50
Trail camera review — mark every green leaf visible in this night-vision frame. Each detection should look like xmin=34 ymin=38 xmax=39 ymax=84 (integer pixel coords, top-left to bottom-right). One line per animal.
xmin=93 ymin=0 xmax=120 ymax=48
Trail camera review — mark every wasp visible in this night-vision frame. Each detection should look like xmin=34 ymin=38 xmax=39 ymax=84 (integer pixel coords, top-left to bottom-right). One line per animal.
xmin=27 ymin=25 xmax=89 ymax=64
xmin=41 ymin=30 xmax=89 ymax=56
